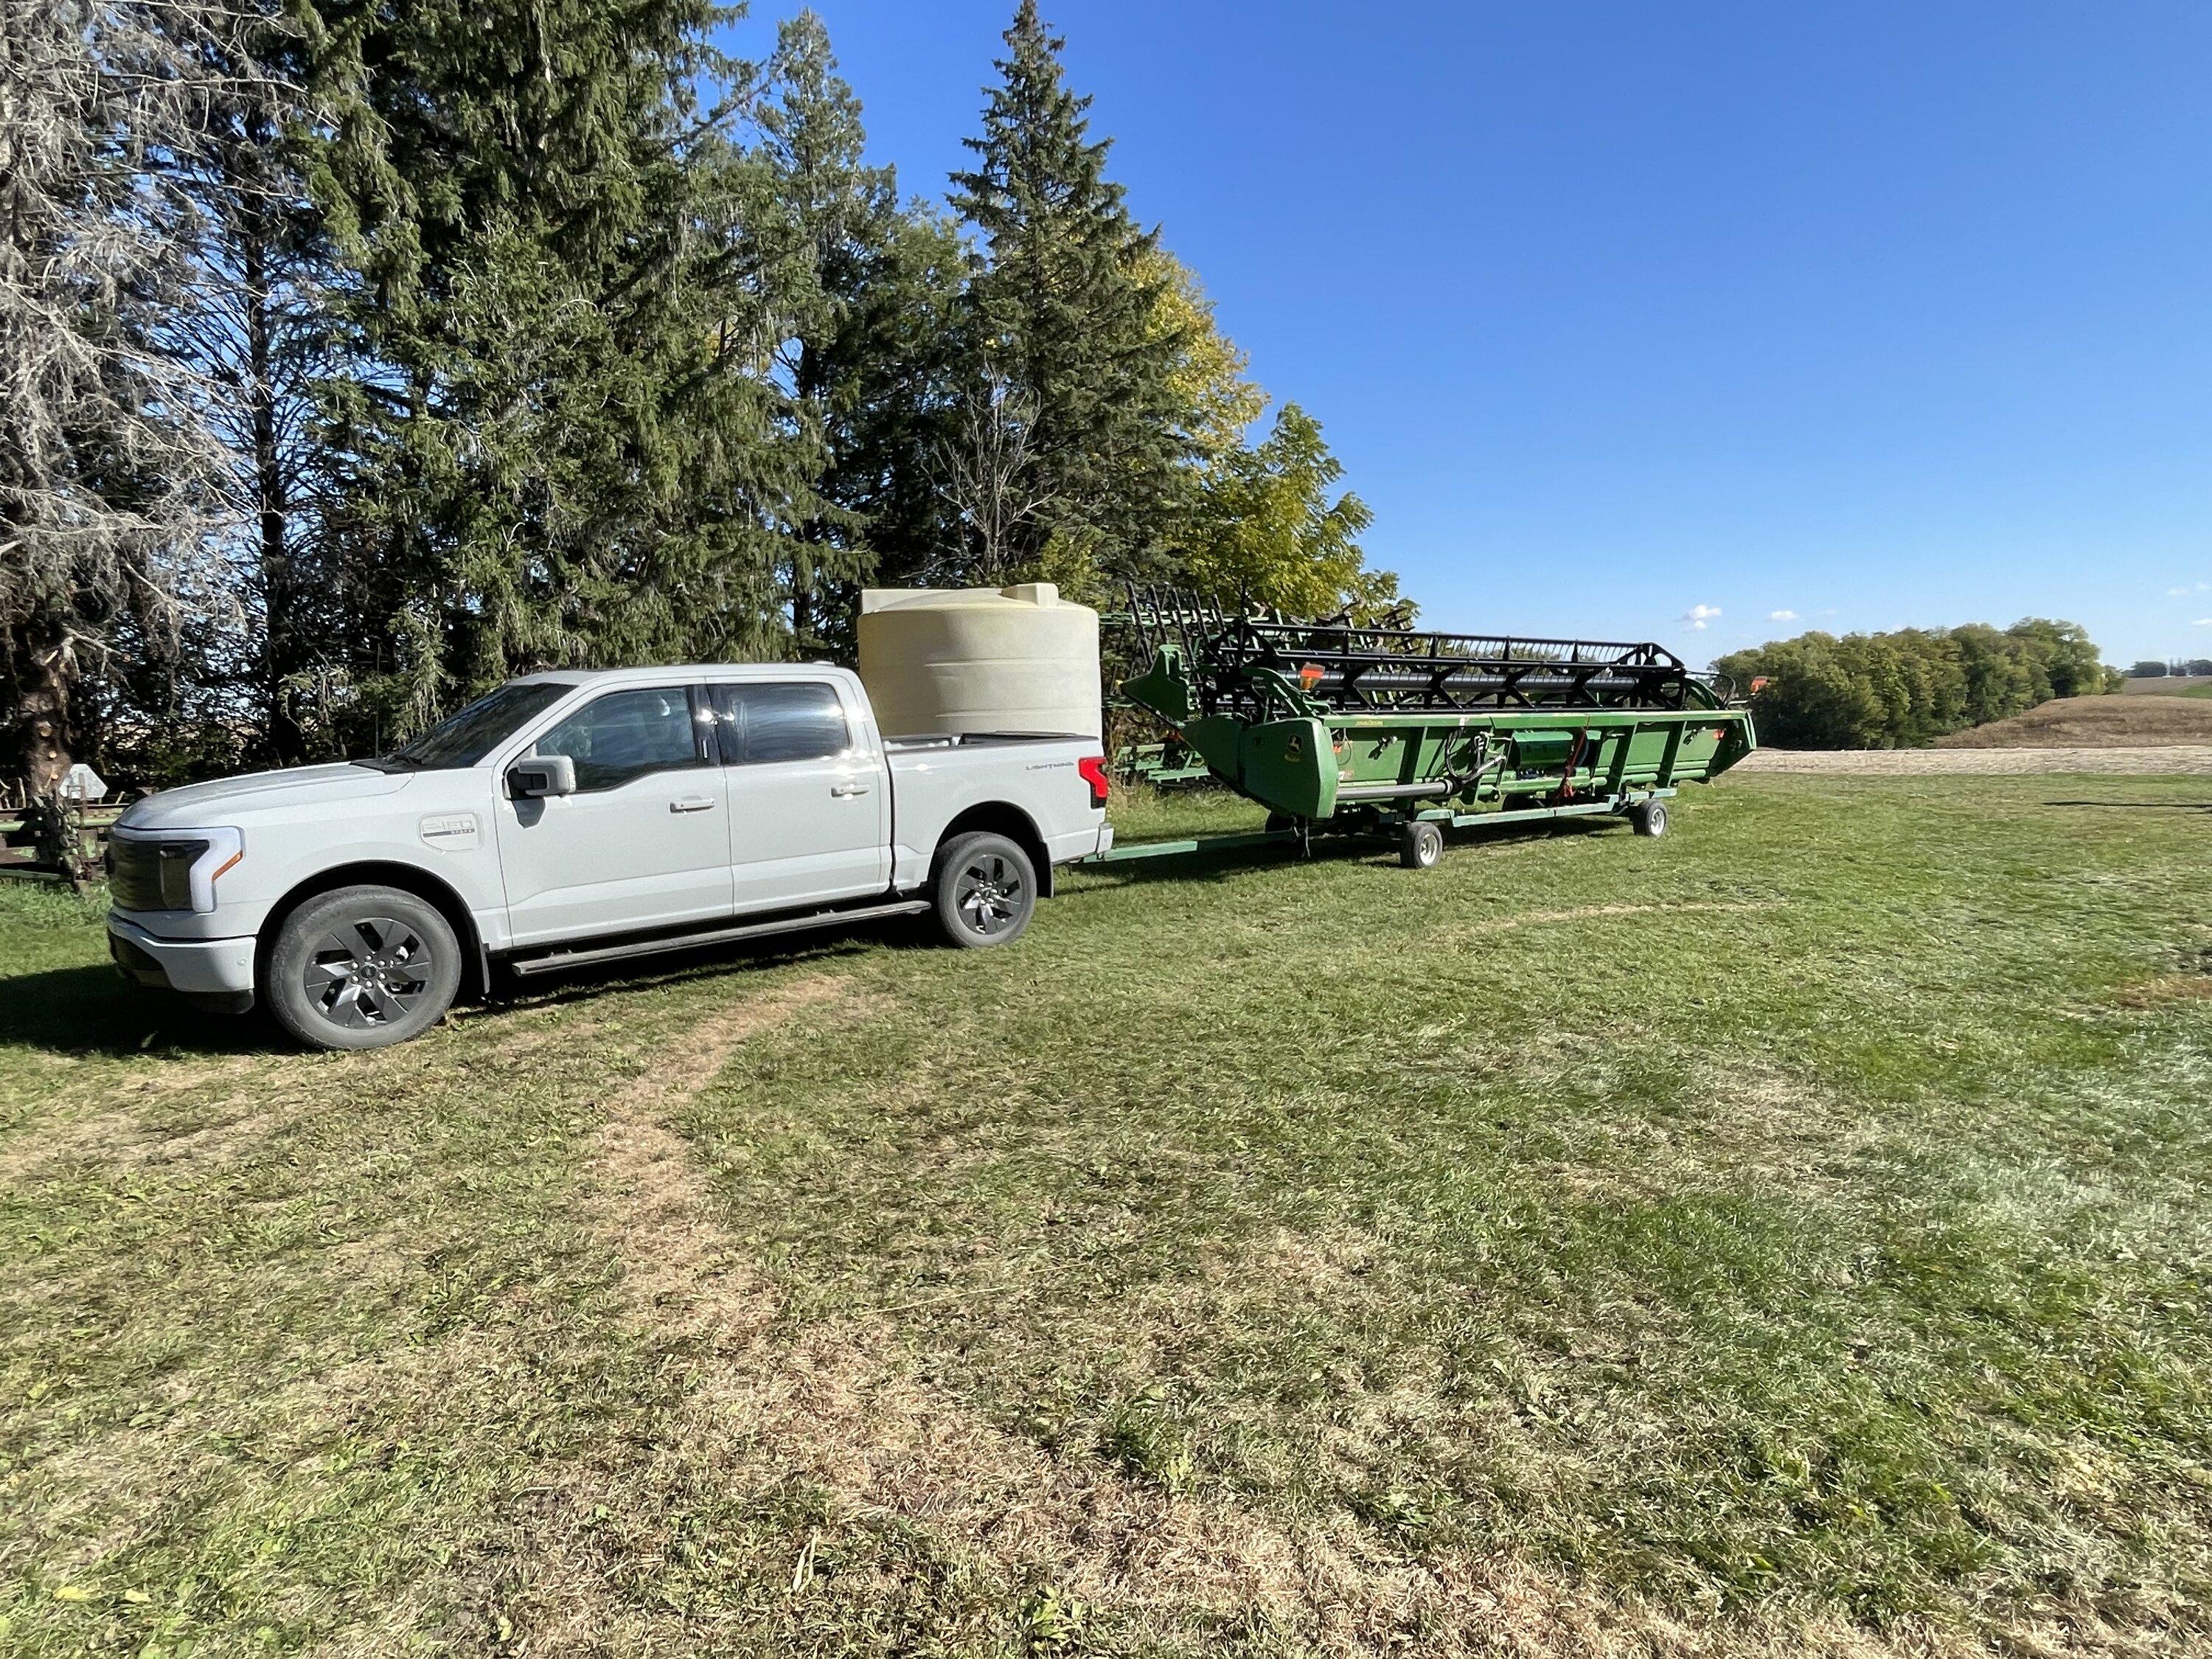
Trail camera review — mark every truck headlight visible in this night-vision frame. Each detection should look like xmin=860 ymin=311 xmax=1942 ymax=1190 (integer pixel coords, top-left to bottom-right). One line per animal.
xmin=155 ymin=829 xmax=244 ymax=912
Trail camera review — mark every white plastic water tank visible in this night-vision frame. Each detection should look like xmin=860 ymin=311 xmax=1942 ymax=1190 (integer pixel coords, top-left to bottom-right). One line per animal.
xmin=858 ymin=582 xmax=1102 ymax=738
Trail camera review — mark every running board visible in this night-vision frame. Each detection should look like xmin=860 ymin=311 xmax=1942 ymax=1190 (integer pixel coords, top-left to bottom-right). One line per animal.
xmin=504 ymin=900 xmax=930 ymax=979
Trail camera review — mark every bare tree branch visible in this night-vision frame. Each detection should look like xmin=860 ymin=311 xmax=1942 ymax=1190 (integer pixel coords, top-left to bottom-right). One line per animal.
xmin=930 ymin=371 xmax=1053 ymax=585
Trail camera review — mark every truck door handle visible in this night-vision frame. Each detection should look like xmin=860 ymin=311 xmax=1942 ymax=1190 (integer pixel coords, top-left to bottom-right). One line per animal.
xmin=830 ymin=782 xmax=872 ymax=797
xmin=669 ymin=796 xmax=717 ymax=813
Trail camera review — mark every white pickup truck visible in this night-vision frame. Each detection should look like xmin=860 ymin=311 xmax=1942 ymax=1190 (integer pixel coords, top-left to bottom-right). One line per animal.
xmin=105 ymin=664 xmax=1113 ymax=1048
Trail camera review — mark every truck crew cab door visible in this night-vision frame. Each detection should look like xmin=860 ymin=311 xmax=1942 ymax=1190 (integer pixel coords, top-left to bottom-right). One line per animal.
xmin=709 ymin=679 xmax=890 ymax=914
xmin=495 ymin=684 xmax=733 ymax=947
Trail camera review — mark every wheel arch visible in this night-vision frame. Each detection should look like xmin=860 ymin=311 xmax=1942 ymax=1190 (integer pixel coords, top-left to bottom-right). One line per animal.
xmin=933 ymin=801 xmax=1053 ymax=897
xmin=256 ymin=861 xmax=490 ymax=999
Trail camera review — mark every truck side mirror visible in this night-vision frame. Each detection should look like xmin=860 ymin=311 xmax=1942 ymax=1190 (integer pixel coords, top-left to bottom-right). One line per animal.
xmin=507 ymin=754 xmax=577 ymax=799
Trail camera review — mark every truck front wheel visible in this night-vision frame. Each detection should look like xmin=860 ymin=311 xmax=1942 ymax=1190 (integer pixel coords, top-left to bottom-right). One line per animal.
xmin=931 ymin=832 xmax=1037 ymax=949
xmin=267 ymin=885 xmax=462 ymax=1049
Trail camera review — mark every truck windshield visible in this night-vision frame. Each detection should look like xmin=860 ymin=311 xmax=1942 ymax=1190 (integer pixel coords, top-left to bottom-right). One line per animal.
xmin=371 ymin=681 xmax=575 ymax=770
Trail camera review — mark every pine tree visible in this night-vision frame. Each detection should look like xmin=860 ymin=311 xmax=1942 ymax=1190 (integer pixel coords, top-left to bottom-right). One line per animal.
xmin=759 ymin=10 xmax=963 ymax=652
xmin=949 ymin=0 xmax=1185 ymax=585
xmin=154 ymin=0 xmax=341 ymax=767
xmin=302 ymin=0 xmax=826 ymax=738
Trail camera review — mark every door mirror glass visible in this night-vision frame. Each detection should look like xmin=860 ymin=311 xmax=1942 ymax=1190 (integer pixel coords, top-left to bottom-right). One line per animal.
xmin=507 ymin=754 xmax=578 ymax=799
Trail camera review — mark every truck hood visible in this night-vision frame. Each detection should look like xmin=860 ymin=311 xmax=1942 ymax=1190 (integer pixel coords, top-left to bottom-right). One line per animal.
xmin=119 ymin=762 xmax=418 ymax=830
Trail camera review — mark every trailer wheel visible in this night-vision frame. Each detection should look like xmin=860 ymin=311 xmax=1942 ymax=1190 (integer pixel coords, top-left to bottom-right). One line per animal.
xmin=1399 ymin=819 xmax=1444 ymax=869
xmin=1631 ymin=799 xmax=1669 ymax=838
xmin=931 ymin=832 xmax=1037 ymax=948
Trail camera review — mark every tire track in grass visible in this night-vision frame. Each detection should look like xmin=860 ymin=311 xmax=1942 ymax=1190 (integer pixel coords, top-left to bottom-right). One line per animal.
xmin=558 ymin=973 xmax=1988 ymax=1658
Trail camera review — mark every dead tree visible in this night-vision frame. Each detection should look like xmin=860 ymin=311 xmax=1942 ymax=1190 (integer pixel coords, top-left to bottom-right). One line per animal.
xmin=931 ymin=372 xmax=1054 ymax=586
xmin=0 ymin=1 xmax=257 ymax=793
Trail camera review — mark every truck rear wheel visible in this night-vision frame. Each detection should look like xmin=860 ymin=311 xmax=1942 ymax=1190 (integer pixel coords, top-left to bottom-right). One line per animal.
xmin=267 ymin=885 xmax=461 ymax=1049
xmin=931 ymin=832 xmax=1036 ymax=949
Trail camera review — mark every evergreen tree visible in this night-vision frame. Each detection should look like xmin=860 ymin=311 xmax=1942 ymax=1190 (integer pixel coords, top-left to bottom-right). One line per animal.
xmin=302 ymin=0 xmax=825 ymax=740
xmin=949 ymin=1 xmax=1184 ymax=585
xmin=759 ymin=10 xmax=964 ymax=652
xmin=156 ymin=0 xmax=341 ymax=767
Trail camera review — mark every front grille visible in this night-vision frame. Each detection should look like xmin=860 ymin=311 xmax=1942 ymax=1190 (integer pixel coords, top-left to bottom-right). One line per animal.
xmin=105 ymin=837 xmax=197 ymax=911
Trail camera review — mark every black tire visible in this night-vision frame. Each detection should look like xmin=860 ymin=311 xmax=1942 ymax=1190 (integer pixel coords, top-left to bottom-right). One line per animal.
xmin=931 ymin=832 xmax=1037 ymax=949
xmin=1631 ymin=799 xmax=1669 ymax=838
xmin=1399 ymin=818 xmax=1444 ymax=869
xmin=266 ymin=885 xmax=462 ymax=1050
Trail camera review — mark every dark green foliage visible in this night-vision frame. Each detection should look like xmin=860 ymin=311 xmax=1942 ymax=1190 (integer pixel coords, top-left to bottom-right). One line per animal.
xmin=302 ymin=0 xmax=827 ymax=740
xmin=1715 ymin=619 xmax=2113 ymax=748
xmin=758 ymin=11 xmax=966 ymax=653
xmin=948 ymin=0 xmax=1188 ymax=583
xmin=6 ymin=0 xmax=1399 ymax=776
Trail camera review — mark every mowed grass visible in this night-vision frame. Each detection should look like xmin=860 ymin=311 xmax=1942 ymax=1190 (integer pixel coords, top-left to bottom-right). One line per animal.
xmin=1 ymin=774 xmax=2208 ymax=1656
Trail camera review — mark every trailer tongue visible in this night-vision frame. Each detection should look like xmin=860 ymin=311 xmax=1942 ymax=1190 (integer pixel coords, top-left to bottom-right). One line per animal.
xmin=1103 ymin=585 xmax=1756 ymax=866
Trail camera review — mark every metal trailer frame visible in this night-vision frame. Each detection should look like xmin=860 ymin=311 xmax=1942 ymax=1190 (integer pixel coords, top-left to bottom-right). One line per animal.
xmin=1093 ymin=585 xmax=1756 ymax=867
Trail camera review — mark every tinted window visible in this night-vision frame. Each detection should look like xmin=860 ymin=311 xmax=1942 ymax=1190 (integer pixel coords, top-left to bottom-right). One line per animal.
xmin=534 ymin=687 xmax=706 ymax=790
xmin=713 ymin=682 xmax=850 ymax=765
xmin=382 ymin=681 xmax=574 ymax=769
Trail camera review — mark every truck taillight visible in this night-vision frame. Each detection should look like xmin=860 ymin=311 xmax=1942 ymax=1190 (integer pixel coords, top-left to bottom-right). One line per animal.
xmin=1077 ymin=754 xmax=1110 ymax=808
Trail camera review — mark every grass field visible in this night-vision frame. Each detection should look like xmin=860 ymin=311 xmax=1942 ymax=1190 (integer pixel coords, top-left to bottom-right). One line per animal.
xmin=3 ymin=773 xmax=2209 ymax=1657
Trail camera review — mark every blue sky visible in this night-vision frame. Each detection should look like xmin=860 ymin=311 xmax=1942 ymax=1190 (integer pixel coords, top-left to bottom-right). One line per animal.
xmin=721 ymin=1 xmax=2211 ymax=668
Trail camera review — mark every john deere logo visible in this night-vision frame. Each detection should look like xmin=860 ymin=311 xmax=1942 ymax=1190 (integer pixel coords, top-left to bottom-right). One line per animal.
xmin=1284 ymin=734 xmax=1304 ymax=760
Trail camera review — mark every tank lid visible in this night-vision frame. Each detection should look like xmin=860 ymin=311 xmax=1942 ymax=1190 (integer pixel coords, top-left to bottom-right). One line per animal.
xmin=860 ymin=582 xmax=1063 ymax=614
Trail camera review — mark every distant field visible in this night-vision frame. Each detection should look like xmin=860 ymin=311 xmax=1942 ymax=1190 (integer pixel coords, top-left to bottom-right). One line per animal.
xmin=2119 ymin=676 xmax=2212 ymax=698
xmin=1741 ymin=743 xmax=2212 ymax=774
xmin=4 ymin=774 xmax=2210 ymax=1656
xmin=1930 ymin=692 xmax=2212 ymax=748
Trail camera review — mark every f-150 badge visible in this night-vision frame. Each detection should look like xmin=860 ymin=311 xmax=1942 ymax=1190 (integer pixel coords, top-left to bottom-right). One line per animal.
xmin=418 ymin=813 xmax=481 ymax=852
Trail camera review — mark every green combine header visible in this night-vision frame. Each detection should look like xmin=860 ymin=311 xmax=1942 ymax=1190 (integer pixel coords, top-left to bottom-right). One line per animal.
xmin=1110 ymin=585 xmax=1756 ymax=866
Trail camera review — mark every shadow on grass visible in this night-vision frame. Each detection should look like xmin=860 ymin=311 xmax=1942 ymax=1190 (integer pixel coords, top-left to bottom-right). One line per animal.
xmin=2045 ymin=800 xmax=2212 ymax=813
xmin=487 ymin=916 xmax=915 ymax=1017
xmin=1079 ymin=815 xmax=1620 ymax=886
xmin=4 ymin=921 xmax=917 ymax=1060
xmin=0 ymin=962 xmax=273 ymax=1060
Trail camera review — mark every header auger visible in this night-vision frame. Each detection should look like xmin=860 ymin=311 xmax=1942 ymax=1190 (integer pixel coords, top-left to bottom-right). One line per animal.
xmin=1108 ymin=584 xmax=1757 ymax=866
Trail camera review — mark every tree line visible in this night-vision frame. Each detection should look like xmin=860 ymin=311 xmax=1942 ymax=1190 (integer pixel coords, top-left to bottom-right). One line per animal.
xmin=1713 ymin=619 xmax=2118 ymax=749
xmin=3 ymin=0 xmax=1402 ymax=793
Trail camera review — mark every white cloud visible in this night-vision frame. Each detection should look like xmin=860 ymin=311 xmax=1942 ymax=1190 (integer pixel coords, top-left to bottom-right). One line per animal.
xmin=1680 ymin=603 xmax=1722 ymax=630
xmin=2173 ymin=582 xmax=2212 ymax=596
xmin=2194 ymin=617 xmax=2212 ymax=627
xmin=1768 ymin=608 xmax=1798 ymax=622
